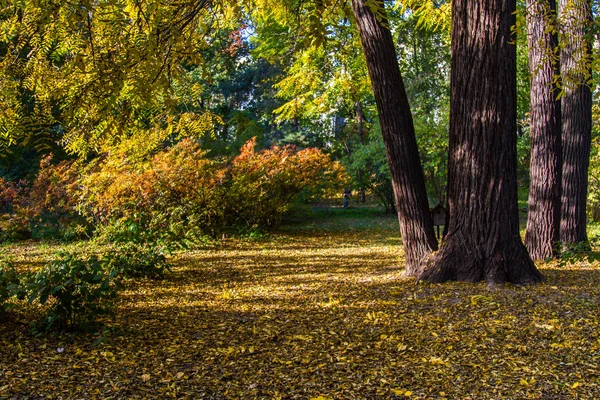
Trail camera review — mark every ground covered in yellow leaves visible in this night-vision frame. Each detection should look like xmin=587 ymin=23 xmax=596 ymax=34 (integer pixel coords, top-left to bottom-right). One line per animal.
xmin=1 ymin=212 xmax=600 ymax=399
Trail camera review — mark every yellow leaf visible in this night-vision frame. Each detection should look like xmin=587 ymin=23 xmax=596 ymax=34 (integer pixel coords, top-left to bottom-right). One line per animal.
xmin=535 ymin=323 xmax=555 ymax=331
xmin=572 ymin=382 xmax=580 ymax=389
xmin=292 ymin=335 xmax=311 ymax=341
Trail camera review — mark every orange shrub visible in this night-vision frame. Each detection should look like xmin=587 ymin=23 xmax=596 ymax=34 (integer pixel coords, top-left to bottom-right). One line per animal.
xmin=80 ymin=139 xmax=228 ymax=241
xmin=0 ymin=156 xmax=85 ymax=241
xmin=80 ymin=137 xmax=347 ymax=242
xmin=0 ymin=178 xmax=30 ymax=240
xmin=228 ymin=138 xmax=347 ymax=229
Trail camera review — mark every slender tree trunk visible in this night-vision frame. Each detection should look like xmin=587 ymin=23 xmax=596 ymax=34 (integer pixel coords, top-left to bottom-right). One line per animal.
xmin=559 ymin=0 xmax=592 ymax=248
xmin=356 ymin=101 xmax=367 ymax=203
xmin=524 ymin=0 xmax=562 ymax=260
xmin=421 ymin=0 xmax=543 ymax=284
xmin=351 ymin=0 xmax=438 ymax=276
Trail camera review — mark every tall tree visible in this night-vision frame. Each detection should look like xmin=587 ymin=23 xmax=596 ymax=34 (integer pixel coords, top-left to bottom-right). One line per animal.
xmin=559 ymin=0 xmax=593 ymax=248
xmin=351 ymin=0 xmax=438 ymax=277
xmin=0 ymin=0 xmax=224 ymax=156
xmin=421 ymin=0 xmax=544 ymax=284
xmin=524 ymin=0 xmax=562 ymax=260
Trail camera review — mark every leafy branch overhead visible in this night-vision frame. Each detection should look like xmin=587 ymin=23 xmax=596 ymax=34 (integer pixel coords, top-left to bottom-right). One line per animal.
xmin=0 ymin=0 xmax=234 ymax=153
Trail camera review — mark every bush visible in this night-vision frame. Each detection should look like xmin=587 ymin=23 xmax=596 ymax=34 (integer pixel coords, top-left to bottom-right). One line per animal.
xmin=0 ymin=178 xmax=31 ymax=241
xmin=228 ymin=138 xmax=348 ymax=230
xmin=80 ymin=137 xmax=346 ymax=242
xmin=0 ymin=259 xmax=21 ymax=311
xmin=27 ymin=252 xmax=121 ymax=332
xmin=3 ymin=139 xmax=348 ymax=244
xmin=0 ymin=156 xmax=88 ymax=242
xmin=79 ymin=139 xmax=228 ymax=242
xmin=109 ymin=243 xmax=172 ymax=279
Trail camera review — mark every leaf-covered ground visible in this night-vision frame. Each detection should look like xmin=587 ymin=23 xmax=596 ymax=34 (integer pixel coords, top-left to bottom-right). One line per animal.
xmin=2 ymin=213 xmax=600 ymax=399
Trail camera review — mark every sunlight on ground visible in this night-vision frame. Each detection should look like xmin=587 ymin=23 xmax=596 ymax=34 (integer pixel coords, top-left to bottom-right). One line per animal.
xmin=1 ymin=215 xmax=600 ymax=398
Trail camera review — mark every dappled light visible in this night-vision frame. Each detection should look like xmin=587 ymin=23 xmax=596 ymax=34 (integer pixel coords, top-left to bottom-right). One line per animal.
xmin=2 ymin=216 xmax=600 ymax=398
xmin=0 ymin=0 xmax=598 ymax=397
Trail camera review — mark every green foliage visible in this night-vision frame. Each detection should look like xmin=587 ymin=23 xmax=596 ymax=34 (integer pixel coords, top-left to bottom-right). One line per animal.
xmin=109 ymin=243 xmax=172 ymax=280
xmin=26 ymin=252 xmax=121 ymax=332
xmin=0 ymin=259 xmax=21 ymax=312
xmin=556 ymin=234 xmax=600 ymax=266
xmin=344 ymin=128 xmax=395 ymax=213
xmin=588 ymin=95 xmax=600 ymax=222
xmin=0 ymin=0 xmax=233 ymax=154
xmin=393 ymin=0 xmax=451 ymax=33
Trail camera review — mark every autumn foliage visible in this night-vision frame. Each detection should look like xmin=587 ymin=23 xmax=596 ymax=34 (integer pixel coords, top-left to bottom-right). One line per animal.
xmin=0 ymin=138 xmax=346 ymax=243
xmin=0 ymin=156 xmax=86 ymax=241
xmin=84 ymin=138 xmax=346 ymax=241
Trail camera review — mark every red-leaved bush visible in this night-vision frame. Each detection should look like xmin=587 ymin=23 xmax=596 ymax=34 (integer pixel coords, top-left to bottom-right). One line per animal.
xmin=0 ymin=156 xmax=85 ymax=241
xmin=80 ymin=138 xmax=347 ymax=241
xmin=29 ymin=156 xmax=84 ymax=235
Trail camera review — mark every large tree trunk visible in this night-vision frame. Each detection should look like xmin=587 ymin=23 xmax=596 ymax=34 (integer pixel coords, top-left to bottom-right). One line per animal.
xmin=351 ymin=0 xmax=438 ymax=277
xmin=559 ymin=0 xmax=592 ymax=248
xmin=420 ymin=0 xmax=543 ymax=284
xmin=524 ymin=0 xmax=562 ymax=260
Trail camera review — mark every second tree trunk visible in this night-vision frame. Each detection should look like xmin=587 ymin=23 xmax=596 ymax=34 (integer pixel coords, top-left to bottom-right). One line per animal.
xmin=352 ymin=0 xmax=438 ymax=277
xmin=525 ymin=0 xmax=562 ymax=260
xmin=420 ymin=0 xmax=544 ymax=284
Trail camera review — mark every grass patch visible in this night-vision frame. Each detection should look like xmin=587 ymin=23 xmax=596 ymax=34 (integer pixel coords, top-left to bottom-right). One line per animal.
xmin=1 ymin=217 xmax=600 ymax=398
xmin=282 ymin=206 xmax=399 ymax=234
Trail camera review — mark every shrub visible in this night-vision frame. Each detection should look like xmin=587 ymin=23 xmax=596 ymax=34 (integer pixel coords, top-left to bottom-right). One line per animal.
xmin=0 ymin=178 xmax=31 ymax=241
xmin=0 ymin=259 xmax=21 ymax=311
xmin=108 ymin=243 xmax=172 ymax=279
xmin=27 ymin=252 xmax=121 ymax=332
xmin=79 ymin=137 xmax=347 ymax=242
xmin=228 ymin=138 xmax=347 ymax=230
xmin=0 ymin=156 xmax=88 ymax=241
xmin=27 ymin=156 xmax=89 ymax=240
xmin=80 ymin=138 xmax=228 ymax=242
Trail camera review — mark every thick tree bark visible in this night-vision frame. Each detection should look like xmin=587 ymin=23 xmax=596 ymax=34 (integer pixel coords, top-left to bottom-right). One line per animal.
xmin=559 ymin=0 xmax=592 ymax=248
xmin=524 ymin=0 xmax=562 ymax=260
xmin=351 ymin=0 xmax=438 ymax=277
xmin=420 ymin=0 xmax=543 ymax=284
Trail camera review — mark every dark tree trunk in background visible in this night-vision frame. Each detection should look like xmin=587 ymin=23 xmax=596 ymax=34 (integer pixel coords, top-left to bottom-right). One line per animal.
xmin=525 ymin=0 xmax=562 ymax=260
xmin=352 ymin=0 xmax=438 ymax=277
xmin=356 ymin=101 xmax=367 ymax=203
xmin=559 ymin=0 xmax=592 ymax=249
xmin=421 ymin=0 xmax=543 ymax=284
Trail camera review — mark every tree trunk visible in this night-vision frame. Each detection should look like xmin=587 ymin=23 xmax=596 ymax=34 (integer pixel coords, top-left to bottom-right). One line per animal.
xmin=524 ymin=0 xmax=562 ymax=260
xmin=351 ymin=0 xmax=438 ymax=276
xmin=356 ymin=101 xmax=367 ymax=203
xmin=421 ymin=0 xmax=543 ymax=284
xmin=559 ymin=0 xmax=592 ymax=249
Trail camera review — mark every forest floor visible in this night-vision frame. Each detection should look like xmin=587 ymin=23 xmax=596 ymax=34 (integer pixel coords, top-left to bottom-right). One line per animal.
xmin=1 ymin=209 xmax=600 ymax=399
